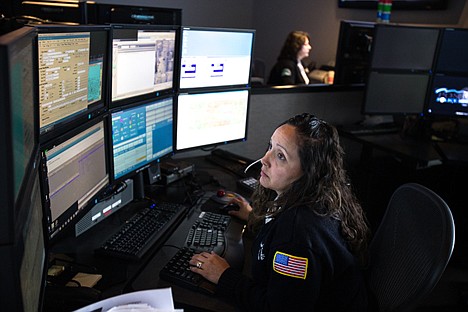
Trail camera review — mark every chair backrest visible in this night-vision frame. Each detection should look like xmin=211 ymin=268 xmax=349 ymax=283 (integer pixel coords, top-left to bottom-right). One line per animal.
xmin=367 ymin=183 xmax=455 ymax=312
xmin=252 ymin=58 xmax=266 ymax=79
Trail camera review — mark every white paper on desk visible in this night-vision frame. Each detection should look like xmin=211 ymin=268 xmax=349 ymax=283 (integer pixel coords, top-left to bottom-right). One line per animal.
xmin=73 ymin=288 xmax=177 ymax=312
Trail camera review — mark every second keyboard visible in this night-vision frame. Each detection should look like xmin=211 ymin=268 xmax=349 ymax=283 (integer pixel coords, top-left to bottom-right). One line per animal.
xmin=160 ymin=212 xmax=232 ymax=295
xmin=95 ymin=201 xmax=188 ymax=260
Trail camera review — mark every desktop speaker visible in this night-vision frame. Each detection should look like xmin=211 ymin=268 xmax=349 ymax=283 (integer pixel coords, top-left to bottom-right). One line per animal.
xmin=74 ymin=179 xmax=134 ymax=237
xmin=145 ymin=163 xmax=161 ymax=185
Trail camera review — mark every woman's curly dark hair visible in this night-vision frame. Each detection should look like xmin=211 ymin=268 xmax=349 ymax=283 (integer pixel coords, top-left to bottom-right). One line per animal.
xmin=278 ymin=31 xmax=310 ymax=60
xmin=249 ymin=113 xmax=370 ymax=265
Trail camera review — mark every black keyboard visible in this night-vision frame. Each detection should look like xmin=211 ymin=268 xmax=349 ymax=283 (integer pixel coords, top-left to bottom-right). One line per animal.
xmin=95 ymin=202 xmax=188 ymax=260
xmin=340 ymin=123 xmax=400 ymax=135
xmin=184 ymin=211 xmax=231 ymax=255
xmin=159 ymin=247 xmax=217 ymax=295
xmin=237 ymin=176 xmax=259 ymax=193
xmin=159 ymin=211 xmax=232 ymax=294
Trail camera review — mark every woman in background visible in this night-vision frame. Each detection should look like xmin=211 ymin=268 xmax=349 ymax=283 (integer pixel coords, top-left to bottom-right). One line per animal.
xmin=267 ymin=31 xmax=312 ymax=85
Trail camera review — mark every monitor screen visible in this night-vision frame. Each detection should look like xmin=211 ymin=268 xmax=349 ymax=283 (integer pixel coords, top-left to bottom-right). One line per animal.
xmin=426 ymin=74 xmax=468 ymax=117
xmin=17 ymin=153 xmax=47 ymax=312
xmin=175 ymin=88 xmax=250 ymax=151
xmin=370 ymin=24 xmax=439 ymax=71
xmin=110 ymin=24 xmax=177 ymax=108
xmin=37 ymin=25 xmax=110 ymax=142
xmin=363 ymin=71 xmax=429 ymax=115
xmin=0 ymin=149 xmax=47 ymax=312
xmin=435 ymin=28 xmax=468 ymax=74
xmin=334 ymin=20 xmax=375 ymax=84
xmin=40 ymin=117 xmax=109 ymax=240
xmin=110 ymin=96 xmax=174 ymax=181
xmin=0 ymin=26 xmax=37 ymax=213
xmin=179 ymin=27 xmax=255 ymax=90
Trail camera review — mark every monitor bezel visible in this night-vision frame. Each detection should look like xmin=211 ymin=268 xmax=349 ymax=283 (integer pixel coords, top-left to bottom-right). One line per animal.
xmin=108 ymin=23 xmax=180 ymax=109
xmin=433 ymin=27 xmax=468 ymax=75
xmin=425 ymin=27 xmax=468 ymax=118
xmin=369 ymin=23 xmax=440 ymax=72
xmin=35 ymin=24 xmax=111 ymax=144
xmin=362 ymin=70 xmax=430 ymax=116
xmin=174 ymin=87 xmax=250 ymax=153
xmin=39 ymin=115 xmax=110 ymax=243
xmin=178 ymin=26 xmax=255 ymax=92
xmin=108 ymin=94 xmax=175 ymax=184
xmin=0 ymin=26 xmax=39 ymax=244
xmin=334 ymin=20 xmax=375 ymax=85
xmin=1 ymin=148 xmax=48 ymax=311
xmin=13 ymin=148 xmax=48 ymax=312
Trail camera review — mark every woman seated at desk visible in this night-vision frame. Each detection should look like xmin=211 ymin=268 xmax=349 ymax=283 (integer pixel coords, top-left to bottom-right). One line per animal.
xmin=189 ymin=113 xmax=371 ymax=311
xmin=268 ymin=31 xmax=313 ymax=86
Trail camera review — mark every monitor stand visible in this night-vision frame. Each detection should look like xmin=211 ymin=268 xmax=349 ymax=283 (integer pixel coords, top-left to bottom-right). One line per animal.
xmin=133 ymin=171 xmax=146 ymax=200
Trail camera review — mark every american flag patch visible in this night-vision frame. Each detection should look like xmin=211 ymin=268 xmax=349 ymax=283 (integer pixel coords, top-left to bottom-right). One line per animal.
xmin=273 ymin=251 xmax=308 ymax=279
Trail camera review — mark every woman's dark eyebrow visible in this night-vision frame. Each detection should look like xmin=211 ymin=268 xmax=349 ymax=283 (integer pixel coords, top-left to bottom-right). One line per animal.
xmin=276 ymin=143 xmax=290 ymax=157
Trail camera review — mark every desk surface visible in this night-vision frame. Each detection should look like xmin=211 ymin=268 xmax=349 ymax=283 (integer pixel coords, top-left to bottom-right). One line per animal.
xmin=126 ymin=202 xmax=246 ymax=312
xmin=339 ymin=131 xmax=443 ymax=167
xmin=47 ymin=155 xmax=255 ymax=312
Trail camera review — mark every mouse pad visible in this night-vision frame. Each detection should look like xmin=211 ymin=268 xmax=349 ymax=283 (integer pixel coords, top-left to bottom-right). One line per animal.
xmin=210 ymin=190 xmax=240 ymax=204
xmin=201 ymin=198 xmax=223 ymax=213
xmin=199 ymin=191 xmax=239 ymax=214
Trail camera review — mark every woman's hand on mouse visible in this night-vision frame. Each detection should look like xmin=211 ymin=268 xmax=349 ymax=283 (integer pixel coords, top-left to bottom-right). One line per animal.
xmin=227 ymin=196 xmax=252 ymax=221
xmin=190 ymin=251 xmax=230 ymax=284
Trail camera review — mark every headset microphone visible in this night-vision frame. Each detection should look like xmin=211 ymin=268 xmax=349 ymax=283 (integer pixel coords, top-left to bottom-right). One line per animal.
xmin=244 ymin=158 xmax=262 ymax=173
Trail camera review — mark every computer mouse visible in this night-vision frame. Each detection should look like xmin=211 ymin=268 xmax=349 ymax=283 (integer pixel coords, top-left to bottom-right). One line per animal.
xmin=220 ymin=202 xmax=239 ymax=212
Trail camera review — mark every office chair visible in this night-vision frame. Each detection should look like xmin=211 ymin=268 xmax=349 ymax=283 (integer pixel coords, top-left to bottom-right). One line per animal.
xmin=251 ymin=58 xmax=266 ymax=85
xmin=366 ymin=183 xmax=455 ymax=312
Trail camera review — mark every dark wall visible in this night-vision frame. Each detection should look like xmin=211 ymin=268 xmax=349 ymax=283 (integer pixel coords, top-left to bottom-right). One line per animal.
xmin=94 ymin=0 xmax=467 ymax=81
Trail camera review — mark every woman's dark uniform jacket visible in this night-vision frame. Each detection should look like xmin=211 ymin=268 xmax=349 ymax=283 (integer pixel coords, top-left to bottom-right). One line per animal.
xmin=268 ymin=58 xmax=307 ymax=85
xmin=216 ymin=205 xmax=369 ymax=311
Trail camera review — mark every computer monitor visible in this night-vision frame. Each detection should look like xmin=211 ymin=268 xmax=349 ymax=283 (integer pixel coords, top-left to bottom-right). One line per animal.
xmin=110 ymin=96 xmax=174 ymax=183
xmin=175 ymin=88 xmax=250 ymax=151
xmin=334 ymin=20 xmax=375 ymax=85
xmin=425 ymin=27 xmax=468 ymax=118
xmin=370 ymin=24 xmax=440 ymax=71
xmin=178 ymin=27 xmax=255 ymax=91
xmin=96 ymin=4 xmax=182 ymax=26
xmin=0 ymin=149 xmax=47 ymax=312
xmin=110 ymin=24 xmax=178 ymax=108
xmin=363 ymin=71 xmax=430 ymax=115
xmin=0 ymin=26 xmax=38 ymax=244
xmin=434 ymin=28 xmax=468 ymax=74
xmin=362 ymin=24 xmax=440 ymax=116
xmin=426 ymin=74 xmax=468 ymax=117
xmin=40 ymin=117 xmax=109 ymax=241
xmin=36 ymin=25 xmax=110 ymax=143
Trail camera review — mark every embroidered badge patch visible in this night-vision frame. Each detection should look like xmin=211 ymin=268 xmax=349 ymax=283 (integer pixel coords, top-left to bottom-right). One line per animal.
xmin=281 ymin=68 xmax=292 ymax=77
xmin=273 ymin=251 xmax=308 ymax=279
